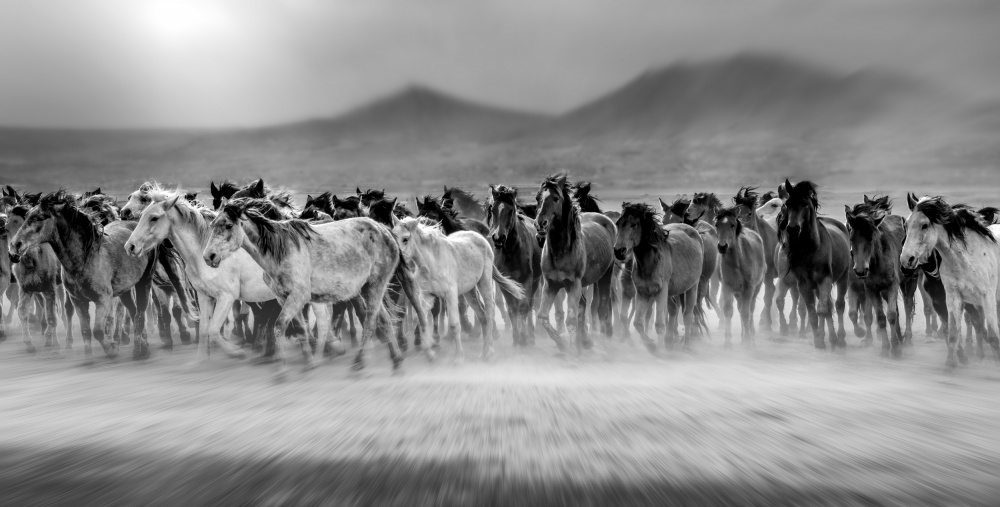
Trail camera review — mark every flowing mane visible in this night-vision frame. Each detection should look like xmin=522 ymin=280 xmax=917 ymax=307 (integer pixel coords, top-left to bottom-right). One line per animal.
xmin=149 ymin=188 xmax=216 ymax=239
xmin=487 ymin=184 xmax=522 ymax=224
xmin=572 ymin=181 xmax=602 ymax=213
xmin=222 ymin=198 xmax=318 ymax=263
xmin=785 ymin=180 xmax=820 ymax=211
xmin=846 ymin=195 xmax=891 ymax=242
xmin=732 ymin=186 xmax=759 ymax=210
xmin=692 ymin=192 xmax=723 ymax=212
xmin=978 ymin=206 xmax=1000 ymax=224
xmin=915 ymin=197 xmax=996 ymax=245
xmin=442 ymin=186 xmax=481 ymax=212
xmin=538 ymin=174 xmax=580 ymax=250
xmin=621 ymin=202 xmax=667 ymax=246
xmin=304 ymin=191 xmax=335 ymax=216
xmin=40 ymin=190 xmax=102 ymax=259
xmin=418 ymin=195 xmax=466 ymax=234
xmin=667 ymin=197 xmax=690 ymax=219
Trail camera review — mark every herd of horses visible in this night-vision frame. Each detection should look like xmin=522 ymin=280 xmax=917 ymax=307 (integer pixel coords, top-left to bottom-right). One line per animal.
xmin=2 ymin=174 xmax=1000 ymax=379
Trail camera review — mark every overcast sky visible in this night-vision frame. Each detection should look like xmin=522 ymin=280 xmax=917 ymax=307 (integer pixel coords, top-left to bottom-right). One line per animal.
xmin=1 ymin=0 xmax=998 ymax=128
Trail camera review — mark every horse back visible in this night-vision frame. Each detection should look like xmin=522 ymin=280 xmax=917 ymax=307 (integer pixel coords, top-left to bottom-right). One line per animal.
xmin=663 ymin=223 xmax=704 ymax=295
xmin=580 ymin=213 xmax=616 ymax=286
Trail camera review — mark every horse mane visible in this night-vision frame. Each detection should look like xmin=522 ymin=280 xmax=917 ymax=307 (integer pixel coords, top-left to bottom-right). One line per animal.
xmin=419 ymin=195 xmax=466 ymax=233
xmin=79 ymin=194 xmax=120 ymax=226
xmin=757 ymin=190 xmax=778 ymax=207
xmin=785 ymin=180 xmax=820 ymax=210
xmin=358 ymin=188 xmax=386 ymax=203
xmin=733 ymin=186 xmax=759 ymax=209
xmin=267 ymin=188 xmax=296 ymax=211
xmin=149 ymin=188 xmax=216 ymax=238
xmin=216 ymin=180 xmax=240 ymax=196
xmin=572 ymin=181 xmax=602 ymax=213
xmin=621 ymin=202 xmax=667 ymax=246
xmin=231 ymin=179 xmax=268 ymax=200
xmin=916 ymin=197 xmax=996 ymax=245
xmin=978 ymin=206 xmax=999 ymax=224
xmin=40 ymin=190 xmax=102 ymax=259
xmin=304 ymin=191 xmax=335 ymax=215
xmin=667 ymin=197 xmax=690 ymax=219
xmin=539 ymin=173 xmax=581 ymax=246
xmin=715 ymin=206 xmax=743 ymax=236
xmin=442 ymin=186 xmax=481 ymax=211
xmin=367 ymin=197 xmax=399 ymax=226
xmin=224 ymin=198 xmax=318 ymax=263
xmin=692 ymin=192 xmax=723 ymax=212
xmin=11 ymin=205 xmax=29 ymax=218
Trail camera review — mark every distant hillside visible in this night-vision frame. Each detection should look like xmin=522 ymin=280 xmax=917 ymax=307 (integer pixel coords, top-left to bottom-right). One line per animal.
xmin=529 ymin=54 xmax=944 ymax=141
xmin=0 ymin=53 xmax=995 ymax=192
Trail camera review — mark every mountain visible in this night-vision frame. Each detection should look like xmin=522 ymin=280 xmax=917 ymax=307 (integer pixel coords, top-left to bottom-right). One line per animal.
xmin=530 ymin=53 xmax=946 ymax=141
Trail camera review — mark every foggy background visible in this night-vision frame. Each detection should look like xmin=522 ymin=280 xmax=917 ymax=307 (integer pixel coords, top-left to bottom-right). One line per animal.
xmin=1 ymin=0 xmax=999 ymax=192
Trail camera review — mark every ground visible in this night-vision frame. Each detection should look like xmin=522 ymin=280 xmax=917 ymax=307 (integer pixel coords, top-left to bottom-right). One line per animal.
xmin=1 ymin=309 xmax=999 ymax=506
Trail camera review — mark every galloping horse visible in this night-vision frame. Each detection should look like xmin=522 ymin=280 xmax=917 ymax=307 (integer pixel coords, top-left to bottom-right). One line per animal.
xmin=615 ymin=203 xmax=703 ymax=352
xmin=659 ymin=196 xmax=720 ymax=334
xmin=714 ymin=206 xmax=766 ymax=347
xmin=779 ymin=180 xmax=850 ymax=349
xmin=845 ymin=197 xmax=919 ymax=357
xmin=392 ymin=216 xmax=524 ymax=361
xmin=901 ymin=195 xmax=1000 ymax=368
xmin=203 ymin=198 xmax=426 ymax=376
xmin=534 ymin=174 xmax=616 ymax=353
xmin=10 ymin=191 xmax=170 ymax=362
xmin=442 ymin=185 xmax=486 ymax=221
xmin=124 ymin=189 xmax=285 ymax=364
xmin=486 ymin=185 xmax=541 ymax=347
xmin=759 ymin=188 xmax=807 ymax=337
xmin=732 ymin=187 xmax=780 ymax=332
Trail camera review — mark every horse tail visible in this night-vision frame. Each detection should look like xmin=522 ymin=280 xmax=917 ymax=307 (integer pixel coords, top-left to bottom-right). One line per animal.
xmin=155 ymin=242 xmax=198 ymax=322
xmin=395 ymin=249 xmax=427 ymax=332
xmin=492 ymin=266 xmax=525 ymax=300
xmin=692 ymin=294 xmax=711 ymax=336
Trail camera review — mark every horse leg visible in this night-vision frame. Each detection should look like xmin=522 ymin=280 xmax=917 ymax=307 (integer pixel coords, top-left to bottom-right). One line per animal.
xmin=653 ymin=291 xmax=670 ymax=351
xmin=446 ymin=289 xmax=464 ymax=362
xmin=564 ymin=280 xmax=584 ymax=354
xmin=193 ymin=292 xmax=218 ymax=363
xmin=346 ymin=302 xmax=358 ymax=348
xmin=502 ymin=289 xmax=522 ymax=347
xmin=618 ymin=284 xmax=632 ymax=343
xmin=721 ymin=284 xmax=734 ymax=348
xmin=885 ymin=287 xmax=903 ymax=359
xmin=171 ymin=299 xmax=191 ymax=345
xmin=738 ymin=289 xmax=752 ymax=347
xmin=633 ymin=294 xmax=654 ymax=353
xmin=759 ymin=275 xmax=775 ymax=332
xmin=680 ymin=286 xmax=699 ymax=350
xmin=91 ymin=296 xmax=118 ymax=360
xmin=271 ymin=294 xmax=307 ymax=380
xmin=944 ymin=294 xmax=965 ymax=369
xmin=964 ymin=310 xmax=976 ymax=352
xmin=40 ymin=290 xmax=59 ymax=353
xmin=967 ymin=307 xmax=986 ymax=362
xmin=775 ymin=278 xmax=790 ymax=336
xmin=119 ymin=291 xmax=146 ymax=360
xmin=711 ymin=268 xmax=724 ymax=329
xmin=69 ymin=296 xmax=94 ymax=363
xmin=459 ymin=295 xmax=479 ymax=339
xmin=596 ymin=266 xmax=614 ymax=341
xmin=834 ymin=276 xmax=848 ymax=344
xmin=902 ymin=277 xmax=917 ymax=345
xmin=3 ymin=282 xmax=17 ymax=326
xmin=798 ymin=280 xmax=822 ymax=348
xmin=918 ymin=280 xmax=937 ymax=339
xmin=536 ymin=280 xmax=568 ymax=352
xmin=304 ymin=303 xmax=331 ymax=371
xmin=796 ymin=286 xmax=809 ymax=338
xmin=55 ymin=284 xmax=72 ymax=349
xmin=553 ymin=289 xmax=566 ymax=335
xmin=869 ymin=290 xmax=888 ymax=357
xmin=849 ymin=283 xmax=864 ymax=339
xmin=474 ymin=276 xmax=495 ymax=360
xmin=17 ymin=290 xmax=37 ymax=354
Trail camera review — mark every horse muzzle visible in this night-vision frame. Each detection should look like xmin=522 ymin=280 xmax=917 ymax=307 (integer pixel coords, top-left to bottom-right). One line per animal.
xmin=8 ymin=253 xmax=19 ymax=264
xmin=614 ymin=248 xmax=627 ymax=261
xmin=204 ymin=252 xmax=221 ymax=268
xmin=120 ymin=208 xmax=133 ymax=220
xmin=717 ymin=243 xmax=729 ymax=254
xmin=854 ymin=267 xmax=869 ymax=279
xmin=124 ymin=242 xmax=143 ymax=257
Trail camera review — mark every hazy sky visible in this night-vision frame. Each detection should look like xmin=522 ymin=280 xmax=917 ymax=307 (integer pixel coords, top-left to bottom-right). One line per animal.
xmin=1 ymin=0 xmax=998 ymax=128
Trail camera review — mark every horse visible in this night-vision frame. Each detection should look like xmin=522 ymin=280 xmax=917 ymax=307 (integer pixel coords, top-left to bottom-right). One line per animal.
xmin=713 ymin=205 xmax=766 ymax=347
xmin=758 ymin=189 xmax=807 ymax=337
xmin=230 ymin=178 xmax=297 ymax=217
xmin=614 ymin=202 xmax=703 ymax=352
xmin=5 ymin=203 xmax=71 ymax=352
xmin=732 ymin=187 xmax=780 ymax=332
xmin=124 ymin=189 xmax=292 ymax=365
xmin=844 ymin=197 xmax=918 ymax=357
xmin=392 ymin=216 xmax=524 ymax=361
xmin=442 ymin=185 xmax=486 ymax=221
xmin=9 ymin=191 xmax=169 ymax=362
xmin=659 ymin=196 xmax=720 ymax=334
xmin=486 ymin=185 xmax=541 ymax=347
xmin=779 ymin=180 xmax=850 ymax=349
xmin=203 ymin=198 xmax=426 ymax=376
xmin=901 ymin=195 xmax=1000 ymax=368
xmin=534 ymin=174 xmax=616 ymax=353
xmin=357 ymin=188 xmax=386 ymax=209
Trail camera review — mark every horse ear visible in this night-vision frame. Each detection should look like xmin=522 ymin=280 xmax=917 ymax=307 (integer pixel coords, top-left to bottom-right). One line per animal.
xmin=489 ymin=185 xmax=496 ymax=197
xmin=844 ymin=205 xmax=852 ymax=219
xmin=356 ymin=187 xmax=362 ymax=195
xmin=443 ymin=185 xmax=449 ymax=193
xmin=164 ymin=195 xmax=180 ymax=210
xmin=253 ymin=178 xmax=264 ymax=194
xmin=210 ymin=182 xmax=219 ymax=198
xmin=658 ymin=198 xmax=669 ymax=213
xmin=94 ymin=187 xmax=101 ymax=195
xmin=391 ymin=211 xmax=401 ymax=228
xmin=907 ymin=192 xmax=918 ymax=211
xmin=390 ymin=197 xmax=398 ymax=209
xmin=779 ymin=181 xmax=790 ymax=200
xmin=863 ymin=194 xmax=871 ymax=204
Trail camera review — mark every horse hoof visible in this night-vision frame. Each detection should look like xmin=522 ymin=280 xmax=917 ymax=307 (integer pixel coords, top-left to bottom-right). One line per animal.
xmin=132 ymin=343 xmax=149 ymax=361
xmin=105 ymin=344 xmax=119 ymax=360
xmin=226 ymin=349 xmax=247 ymax=360
xmin=424 ymin=348 xmax=437 ymax=362
xmin=392 ymin=355 xmax=404 ymax=371
xmin=329 ymin=341 xmax=347 ymax=356
xmin=891 ymin=348 xmax=902 ymax=360
xmin=644 ymin=341 xmax=657 ymax=355
xmin=351 ymin=357 xmax=365 ymax=371
xmin=813 ymin=343 xmax=826 ymax=351
xmin=957 ymin=351 xmax=970 ymax=365
xmin=25 ymin=344 xmax=36 ymax=355
xmin=481 ymin=349 xmax=495 ymax=362
xmin=158 ymin=343 xmax=173 ymax=352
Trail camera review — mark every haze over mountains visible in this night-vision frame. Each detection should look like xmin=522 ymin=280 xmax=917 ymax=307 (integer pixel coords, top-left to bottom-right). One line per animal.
xmin=1 ymin=53 xmax=996 ymax=192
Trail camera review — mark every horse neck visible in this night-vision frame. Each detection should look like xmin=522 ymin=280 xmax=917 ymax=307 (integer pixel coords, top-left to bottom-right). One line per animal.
xmin=632 ymin=239 xmax=661 ymax=276
xmin=167 ymin=212 xmax=209 ymax=270
xmin=742 ymin=205 xmax=762 ymax=233
xmin=934 ymin=227 xmax=986 ymax=271
xmin=788 ymin=210 xmax=822 ymax=255
xmin=48 ymin=214 xmax=97 ymax=274
xmin=545 ymin=205 xmax=580 ymax=256
xmin=239 ymin=222 xmax=280 ymax=275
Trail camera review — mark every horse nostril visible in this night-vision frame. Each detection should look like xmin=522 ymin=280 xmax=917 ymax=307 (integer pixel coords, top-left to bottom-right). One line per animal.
xmin=907 ymin=256 xmax=915 ymax=266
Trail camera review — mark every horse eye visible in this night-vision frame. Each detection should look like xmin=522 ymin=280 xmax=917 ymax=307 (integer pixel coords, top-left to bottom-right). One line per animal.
xmin=150 ymin=216 xmax=158 ymax=222
xmin=140 ymin=197 xmax=148 ymax=202
xmin=226 ymin=224 xmax=233 ymax=230
xmin=921 ymin=224 xmax=928 ymax=230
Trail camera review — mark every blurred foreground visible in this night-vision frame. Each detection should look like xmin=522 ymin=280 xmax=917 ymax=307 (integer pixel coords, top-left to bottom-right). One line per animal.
xmin=1 ymin=313 xmax=999 ymax=506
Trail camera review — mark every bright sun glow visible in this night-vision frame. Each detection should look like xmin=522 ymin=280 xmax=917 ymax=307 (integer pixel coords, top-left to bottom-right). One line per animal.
xmin=142 ymin=1 xmax=231 ymax=46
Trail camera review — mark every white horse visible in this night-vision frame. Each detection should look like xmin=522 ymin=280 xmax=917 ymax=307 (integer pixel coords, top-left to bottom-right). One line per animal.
xmin=203 ymin=198 xmax=426 ymax=377
xmin=124 ymin=189 xmax=278 ymax=363
xmin=901 ymin=194 xmax=1000 ymax=368
xmin=392 ymin=216 xmax=524 ymax=362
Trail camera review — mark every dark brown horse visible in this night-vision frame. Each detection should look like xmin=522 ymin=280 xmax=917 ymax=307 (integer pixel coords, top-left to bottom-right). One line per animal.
xmin=10 ymin=191 xmax=162 ymax=362
xmin=534 ymin=174 xmax=616 ymax=353
xmin=443 ymin=185 xmax=486 ymax=221
xmin=845 ymin=197 xmax=918 ymax=357
xmin=779 ymin=180 xmax=850 ymax=349
xmin=615 ymin=203 xmax=703 ymax=352
xmin=732 ymin=187 xmax=780 ymax=332
xmin=714 ymin=206 xmax=766 ymax=347
xmin=486 ymin=185 xmax=541 ymax=347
